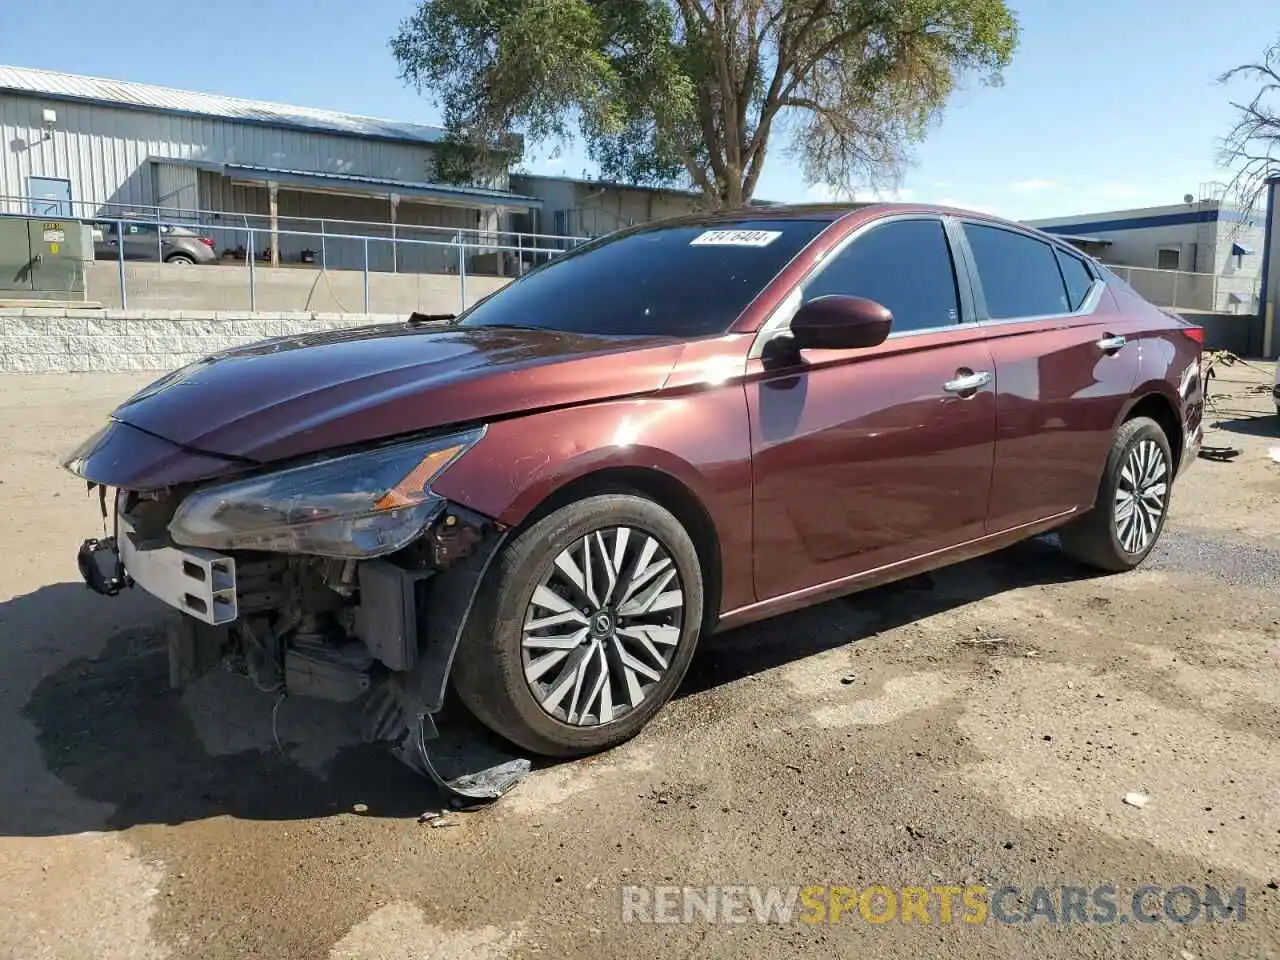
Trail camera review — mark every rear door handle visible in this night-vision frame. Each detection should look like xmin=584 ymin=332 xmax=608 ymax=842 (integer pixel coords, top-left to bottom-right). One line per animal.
xmin=1096 ymin=334 xmax=1127 ymax=353
xmin=943 ymin=370 xmax=991 ymax=394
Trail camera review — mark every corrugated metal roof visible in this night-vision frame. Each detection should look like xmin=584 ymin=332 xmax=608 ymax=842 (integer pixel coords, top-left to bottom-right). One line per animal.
xmin=154 ymin=158 xmax=542 ymax=210
xmin=0 ymin=64 xmax=447 ymax=145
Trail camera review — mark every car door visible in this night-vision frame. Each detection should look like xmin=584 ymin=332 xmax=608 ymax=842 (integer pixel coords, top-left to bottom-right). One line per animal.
xmin=119 ymin=222 xmax=161 ymax=260
xmin=955 ymin=222 xmax=1140 ymax=532
xmin=748 ymin=216 xmax=997 ymax=601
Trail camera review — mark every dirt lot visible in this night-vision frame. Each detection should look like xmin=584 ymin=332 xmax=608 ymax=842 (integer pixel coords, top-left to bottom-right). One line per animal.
xmin=0 ymin=365 xmax=1278 ymax=959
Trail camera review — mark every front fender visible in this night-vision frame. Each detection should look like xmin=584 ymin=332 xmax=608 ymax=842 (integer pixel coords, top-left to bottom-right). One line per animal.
xmin=430 ymin=388 xmax=756 ymax=613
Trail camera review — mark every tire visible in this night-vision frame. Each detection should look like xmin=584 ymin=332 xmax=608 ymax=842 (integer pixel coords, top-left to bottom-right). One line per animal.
xmin=452 ymin=493 xmax=704 ymax=757
xmin=1059 ymin=416 xmax=1173 ymax=572
xmin=165 ymin=253 xmax=196 ymax=265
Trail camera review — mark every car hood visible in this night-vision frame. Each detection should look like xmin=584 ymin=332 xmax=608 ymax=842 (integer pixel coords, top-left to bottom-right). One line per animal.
xmin=112 ymin=322 xmax=684 ymax=463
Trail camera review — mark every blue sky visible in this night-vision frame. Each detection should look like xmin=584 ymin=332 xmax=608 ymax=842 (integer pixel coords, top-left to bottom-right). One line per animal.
xmin=0 ymin=1 xmax=1273 ymax=219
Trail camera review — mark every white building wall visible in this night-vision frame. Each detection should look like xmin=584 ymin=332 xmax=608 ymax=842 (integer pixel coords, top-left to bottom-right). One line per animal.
xmin=0 ymin=92 xmax=437 ymax=215
xmin=1029 ymin=202 xmax=1269 ymax=312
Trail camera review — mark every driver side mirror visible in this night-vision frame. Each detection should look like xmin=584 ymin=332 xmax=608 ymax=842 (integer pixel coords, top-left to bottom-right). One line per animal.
xmin=790 ymin=295 xmax=893 ymax=351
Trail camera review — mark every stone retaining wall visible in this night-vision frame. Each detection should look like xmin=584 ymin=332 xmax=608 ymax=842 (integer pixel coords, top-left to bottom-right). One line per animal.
xmin=0 ymin=308 xmax=405 ymax=373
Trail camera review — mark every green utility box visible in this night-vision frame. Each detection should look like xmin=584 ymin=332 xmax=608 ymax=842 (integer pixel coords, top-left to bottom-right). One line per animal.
xmin=0 ymin=217 xmax=91 ymax=300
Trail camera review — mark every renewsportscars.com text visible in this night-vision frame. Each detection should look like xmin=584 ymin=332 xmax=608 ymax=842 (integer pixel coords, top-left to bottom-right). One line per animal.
xmin=620 ymin=884 xmax=1247 ymax=926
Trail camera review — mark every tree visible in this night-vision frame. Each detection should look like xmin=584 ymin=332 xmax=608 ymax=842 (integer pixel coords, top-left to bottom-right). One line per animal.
xmin=392 ymin=0 xmax=1018 ymax=208
xmin=1220 ymin=35 xmax=1280 ymax=214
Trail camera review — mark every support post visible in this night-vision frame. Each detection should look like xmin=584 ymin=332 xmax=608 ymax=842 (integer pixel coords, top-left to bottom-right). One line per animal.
xmin=247 ymin=228 xmax=256 ymax=312
xmin=495 ymin=205 xmax=506 ymax=278
xmin=116 ymin=219 xmax=127 ymax=310
xmin=1260 ymin=174 xmax=1280 ymax=359
xmin=457 ymin=232 xmax=468 ymax=312
xmin=268 ymin=181 xmax=279 ymax=267
xmin=363 ymin=237 xmax=370 ymax=313
xmin=390 ymin=193 xmax=399 ymax=274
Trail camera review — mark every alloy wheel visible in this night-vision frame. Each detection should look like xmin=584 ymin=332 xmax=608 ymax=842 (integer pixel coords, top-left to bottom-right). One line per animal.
xmin=1113 ymin=439 xmax=1169 ymax=554
xmin=521 ymin=526 xmax=684 ymax=727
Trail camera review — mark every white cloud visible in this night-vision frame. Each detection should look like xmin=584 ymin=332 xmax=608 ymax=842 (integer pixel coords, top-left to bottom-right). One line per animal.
xmin=869 ymin=187 xmax=916 ymax=202
xmin=932 ymin=181 xmax=953 ymax=189
xmin=802 ymin=183 xmax=915 ymax=203
xmin=1010 ymin=179 xmax=1065 ymax=193
xmin=1094 ymin=182 xmax=1143 ymax=199
xmin=803 ymin=182 xmax=842 ymax=202
xmin=937 ymin=198 xmax=990 ymax=214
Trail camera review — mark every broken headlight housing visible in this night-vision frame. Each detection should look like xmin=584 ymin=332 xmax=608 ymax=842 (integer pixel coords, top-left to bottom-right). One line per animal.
xmin=167 ymin=428 xmax=482 ymax=558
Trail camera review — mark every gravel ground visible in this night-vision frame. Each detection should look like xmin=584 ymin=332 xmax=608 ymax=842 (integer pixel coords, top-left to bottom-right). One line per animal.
xmin=0 ymin=365 xmax=1277 ymax=959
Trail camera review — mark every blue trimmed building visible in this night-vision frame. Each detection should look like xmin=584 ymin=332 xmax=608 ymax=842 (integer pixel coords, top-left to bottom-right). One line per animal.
xmin=1026 ymin=200 xmax=1266 ymax=314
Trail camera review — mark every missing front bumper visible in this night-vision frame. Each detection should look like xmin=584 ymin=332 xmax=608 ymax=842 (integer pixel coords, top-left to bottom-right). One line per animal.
xmin=97 ymin=512 xmax=240 ymax=625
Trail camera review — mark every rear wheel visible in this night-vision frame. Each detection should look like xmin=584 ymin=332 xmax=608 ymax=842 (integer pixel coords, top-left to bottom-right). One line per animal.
xmin=452 ymin=493 xmax=704 ymax=757
xmin=1059 ymin=416 xmax=1172 ymax=572
xmin=165 ymin=253 xmax=196 ymax=265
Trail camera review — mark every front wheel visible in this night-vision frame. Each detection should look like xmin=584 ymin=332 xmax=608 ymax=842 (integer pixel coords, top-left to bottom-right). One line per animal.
xmin=452 ymin=493 xmax=705 ymax=757
xmin=1059 ymin=416 xmax=1173 ymax=572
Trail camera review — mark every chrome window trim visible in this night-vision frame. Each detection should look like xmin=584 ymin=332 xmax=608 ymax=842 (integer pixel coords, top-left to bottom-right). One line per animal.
xmin=748 ymin=213 xmax=960 ymax=359
xmin=964 ymin=277 xmax=1106 ymax=329
xmin=956 ymin=219 xmax=1106 ymax=326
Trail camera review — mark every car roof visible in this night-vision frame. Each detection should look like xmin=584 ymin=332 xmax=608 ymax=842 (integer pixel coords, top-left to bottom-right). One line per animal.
xmin=650 ymin=201 xmax=1024 ymax=229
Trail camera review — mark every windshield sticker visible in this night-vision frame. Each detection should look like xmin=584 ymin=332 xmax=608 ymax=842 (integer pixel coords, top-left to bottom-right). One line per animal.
xmin=690 ymin=229 xmax=783 ymax=248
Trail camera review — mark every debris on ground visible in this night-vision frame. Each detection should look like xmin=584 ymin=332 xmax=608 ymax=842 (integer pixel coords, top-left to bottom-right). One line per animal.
xmin=417 ymin=811 xmax=442 ymax=824
xmin=1123 ymin=792 xmax=1150 ymax=809
xmin=959 ymin=636 xmax=1007 ymax=647
xmin=429 ymin=817 xmax=460 ymax=829
xmin=1199 ymin=445 xmax=1242 ymax=462
xmin=840 ymin=673 xmax=857 ymax=685
xmin=1269 ymin=447 xmax=1280 ymax=465
xmin=957 ymin=635 xmax=1040 ymax=658
xmin=352 ymin=803 xmax=369 ymax=814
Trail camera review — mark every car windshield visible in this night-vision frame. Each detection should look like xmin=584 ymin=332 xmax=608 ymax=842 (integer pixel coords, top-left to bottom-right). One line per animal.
xmin=460 ymin=218 xmax=826 ymax=337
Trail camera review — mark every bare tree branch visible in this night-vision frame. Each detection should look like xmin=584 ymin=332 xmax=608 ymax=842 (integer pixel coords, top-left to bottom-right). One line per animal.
xmin=1218 ymin=36 xmax=1280 ymax=216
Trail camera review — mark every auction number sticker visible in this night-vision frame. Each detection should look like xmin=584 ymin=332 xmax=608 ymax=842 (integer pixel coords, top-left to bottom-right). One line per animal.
xmin=43 ymin=228 xmax=66 ymax=243
xmin=690 ymin=229 xmax=782 ymax=247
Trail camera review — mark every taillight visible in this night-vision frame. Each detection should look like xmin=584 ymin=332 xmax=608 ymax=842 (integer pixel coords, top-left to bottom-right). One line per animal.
xmin=199 ymin=237 xmax=215 ymax=248
xmin=1184 ymin=325 xmax=1204 ymax=347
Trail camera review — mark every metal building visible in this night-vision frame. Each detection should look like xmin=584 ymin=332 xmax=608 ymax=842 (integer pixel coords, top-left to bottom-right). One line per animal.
xmin=1027 ymin=198 xmax=1267 ymax=315
xmin=510 ymin=174 xmax=705 ymax=240
xmin=0 ymin=65 xmax=541 ymax=272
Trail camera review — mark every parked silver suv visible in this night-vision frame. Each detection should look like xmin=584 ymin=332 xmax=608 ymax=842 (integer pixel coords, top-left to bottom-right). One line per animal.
xmin=91 ymin=220 xmax=218 ymax=265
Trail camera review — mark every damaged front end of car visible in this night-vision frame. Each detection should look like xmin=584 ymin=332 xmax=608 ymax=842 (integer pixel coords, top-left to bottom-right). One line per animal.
xmin=65 ymin=420 xmax=530 ymax=804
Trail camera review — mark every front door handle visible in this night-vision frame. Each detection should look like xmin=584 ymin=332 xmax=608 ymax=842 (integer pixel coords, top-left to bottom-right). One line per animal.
xmin=1096 ymin=334 xmax=1127 ymax=353
xmin=943 ymin=370 xmax=991 ymax=395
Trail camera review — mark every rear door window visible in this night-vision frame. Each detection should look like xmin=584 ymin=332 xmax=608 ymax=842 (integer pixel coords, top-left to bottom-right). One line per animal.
xmin=803 ymin=218 xmax=960 ymax=333
xmin=963 ymin=223 xmax=1070 ymax=320
xmin=1055 ymin=248 xmax=1095 ymax=312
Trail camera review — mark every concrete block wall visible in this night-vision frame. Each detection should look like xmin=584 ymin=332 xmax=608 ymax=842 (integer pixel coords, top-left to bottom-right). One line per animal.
xmin=0 ymin=307 xmax=408 ymax=373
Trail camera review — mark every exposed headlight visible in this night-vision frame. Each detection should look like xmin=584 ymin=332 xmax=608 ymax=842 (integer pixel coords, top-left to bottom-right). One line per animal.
xmin=168 ymin=428 xmax=482 ymax=558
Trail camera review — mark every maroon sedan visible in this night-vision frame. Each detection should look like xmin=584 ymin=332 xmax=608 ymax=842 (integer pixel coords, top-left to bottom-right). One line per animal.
xmin=66 ymin=204 xmax=1204 ymax=800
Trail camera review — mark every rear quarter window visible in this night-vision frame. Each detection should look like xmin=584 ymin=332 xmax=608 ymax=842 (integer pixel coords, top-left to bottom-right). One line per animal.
xmin=1055 ymin=248 xmax=1095 ymax=312
xmin=963 ymin=223 xmax=1070 ymax=320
